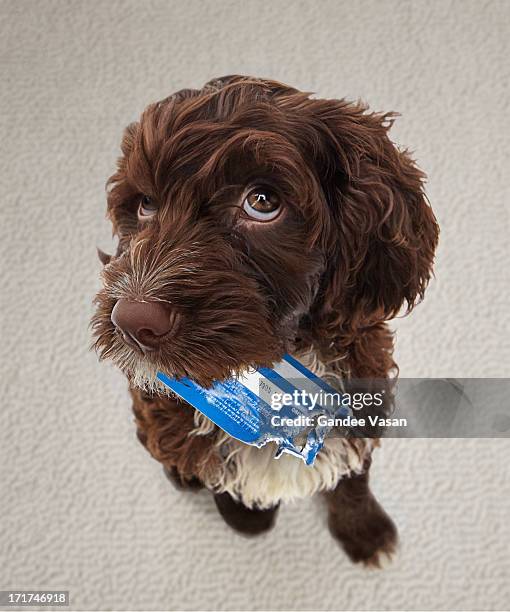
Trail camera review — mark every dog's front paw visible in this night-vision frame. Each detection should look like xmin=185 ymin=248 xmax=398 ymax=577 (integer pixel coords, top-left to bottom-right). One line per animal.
xmin=213 ymin=492 xmax=279 ymax=536
xmin=328 ymin=499 xmax=398 ymax=568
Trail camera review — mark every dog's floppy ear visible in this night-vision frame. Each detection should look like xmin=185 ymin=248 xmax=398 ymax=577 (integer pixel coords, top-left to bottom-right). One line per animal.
xmin=307 ymin=99 xmax=439 ymax=345
xmin=104 ymin=121 xmax=143 ymax=257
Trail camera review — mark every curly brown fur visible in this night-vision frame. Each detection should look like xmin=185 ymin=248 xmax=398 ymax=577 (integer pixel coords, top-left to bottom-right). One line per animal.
xmin=130 ymin=387 xmax=221 ymax=485
xmin=92 ymin=75 xmax=438 ymax=563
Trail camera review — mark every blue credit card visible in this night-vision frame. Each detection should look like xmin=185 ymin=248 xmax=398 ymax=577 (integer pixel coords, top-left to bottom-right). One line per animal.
xmin=157 ymin=354 xmax=351 ymax=465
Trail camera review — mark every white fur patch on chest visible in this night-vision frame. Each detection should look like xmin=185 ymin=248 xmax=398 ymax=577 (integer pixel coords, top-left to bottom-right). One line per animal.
xmin=218 ymin=436 xmax=372 ymax=509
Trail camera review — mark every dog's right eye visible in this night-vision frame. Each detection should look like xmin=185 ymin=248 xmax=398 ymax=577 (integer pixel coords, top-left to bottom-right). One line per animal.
xmin=138 ymin=195 xmax=158 ymax=219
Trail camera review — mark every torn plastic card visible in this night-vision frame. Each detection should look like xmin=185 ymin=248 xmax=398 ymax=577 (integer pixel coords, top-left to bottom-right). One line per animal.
xmin=156 ymin=354 xmax=351 ymax=465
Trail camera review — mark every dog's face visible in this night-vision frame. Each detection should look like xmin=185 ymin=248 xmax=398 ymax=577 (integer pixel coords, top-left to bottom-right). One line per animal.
xmin=92 ymin=75 xmax=438 ymax=389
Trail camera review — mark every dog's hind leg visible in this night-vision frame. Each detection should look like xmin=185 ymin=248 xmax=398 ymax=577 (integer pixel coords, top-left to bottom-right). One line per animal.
xmin=213 ymin=492 xmax=280 ymax=536
xmin=324 ymin=458 xmax=398 ymax=567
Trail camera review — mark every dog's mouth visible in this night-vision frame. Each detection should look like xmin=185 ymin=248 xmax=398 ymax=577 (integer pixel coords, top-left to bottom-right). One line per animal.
xmin=92 ymin=287 xmax=288 ymax=391
xmin=101 ymin=322 xmax=285 ymax=392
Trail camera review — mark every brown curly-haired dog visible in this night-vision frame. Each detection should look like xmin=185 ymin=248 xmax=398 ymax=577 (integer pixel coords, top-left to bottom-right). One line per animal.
xmin=92 ymin=75 xmax=438 ymax=566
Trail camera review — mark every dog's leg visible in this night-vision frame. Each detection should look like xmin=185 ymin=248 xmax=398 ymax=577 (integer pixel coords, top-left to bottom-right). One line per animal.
xmin=213 ymin=492 xmax=279 ymax=536
xmin=325 ymin=458 xmax=397 ymax=567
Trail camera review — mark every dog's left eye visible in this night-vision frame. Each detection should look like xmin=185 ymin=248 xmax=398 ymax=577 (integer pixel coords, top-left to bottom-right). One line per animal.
xmin=138 ymin=195 xmax=158 ymax=219
xmin=243 ymin=189 xmax=281 ymax=221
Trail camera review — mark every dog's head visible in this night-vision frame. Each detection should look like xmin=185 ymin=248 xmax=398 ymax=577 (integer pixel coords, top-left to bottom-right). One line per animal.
xmin=92 ymin=75 xmax=438 ymax=389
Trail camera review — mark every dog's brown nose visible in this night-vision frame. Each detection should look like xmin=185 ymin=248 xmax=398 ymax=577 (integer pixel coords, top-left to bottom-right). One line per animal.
xmin=111 ymin=299 xmax=176 ymax=352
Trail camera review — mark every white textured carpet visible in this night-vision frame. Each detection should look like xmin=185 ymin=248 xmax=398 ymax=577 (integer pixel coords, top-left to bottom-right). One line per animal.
xmin=1 ymin=1 xmax=509 ymax=610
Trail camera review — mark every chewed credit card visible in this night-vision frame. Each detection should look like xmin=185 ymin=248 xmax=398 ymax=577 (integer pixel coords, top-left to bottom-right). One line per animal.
xmin=157 ymin=354 xmax=351 ymax=465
